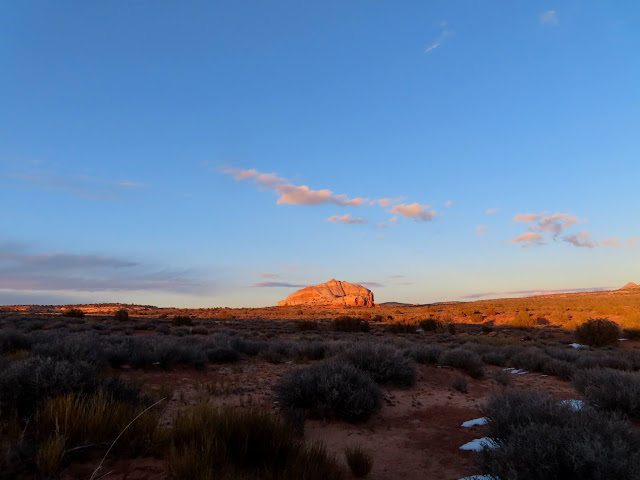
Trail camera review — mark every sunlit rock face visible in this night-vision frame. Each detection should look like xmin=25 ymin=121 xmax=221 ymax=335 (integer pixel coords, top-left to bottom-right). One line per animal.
xmin=277 ymin=279 xmax=375 ymax=307
xmin=621 ymin=282 xmax=640 ymax=290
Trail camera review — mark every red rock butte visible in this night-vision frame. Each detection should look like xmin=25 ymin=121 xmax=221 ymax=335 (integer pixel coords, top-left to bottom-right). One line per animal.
xmin=621 ymin=282 xmax=640 ymax=290
xmin=277 ymin=279 xmax=375 ymax=307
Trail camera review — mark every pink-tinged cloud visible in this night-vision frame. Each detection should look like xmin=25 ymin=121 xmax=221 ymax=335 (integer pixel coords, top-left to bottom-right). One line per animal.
xmin=327 ymin=214 xmax=366 ymax=225
xmin=486 ymin=208 xmax=499 ymax=214
xmin=477 ymin=225 xmax=488 ymax=237
xmin=357 ymin=281 xmax=385 ymax=288
xmin=375 ymin=222 xmax=389 ymax=228
xmin=388 ymin=216 xmax=398 ymax=222
xmin=600 ymin=238 xmax=621 ymax=248
xmin=627 ymin=238 xmax=640 ymax=251
xmin=538 ymin=213 xmax=580 ymax=236
xmin=277 ymin=184 xmax=365 ymax=206
xmin=463 ymin=286 xmax=609 ymax=299
xmin=562 ymin=232 xmax=597 ymax=248
xmin=223 ymin=167 xmax=365 ymax=207
xmin=259 ymin=272 xmax=278 ymax=278
xmin=390 ymin=203 xmax=436 ymax=221
xmin=252 ymin=281 xmax=307 ymax=288
xmin=444 ymin=200 xmax=452 ymax=207
xmin=514 ymin=211 xmax=549 ymax=222
xmin=509 ymin=232 xmax=544 ymax=247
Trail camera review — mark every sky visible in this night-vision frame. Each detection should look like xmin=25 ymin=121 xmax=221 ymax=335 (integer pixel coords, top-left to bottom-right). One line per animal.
xmin=1 ymin=1 xmax=639 ymax=307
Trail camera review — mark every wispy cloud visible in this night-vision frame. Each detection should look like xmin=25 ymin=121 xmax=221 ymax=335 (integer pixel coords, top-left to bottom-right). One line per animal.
xmin=259 ymin=272 xmax=279 ymax=278
xmin=476 ymin=225 xmax=488 ymax=236
xmin=357 ymin=281 xmax=384 ymax=288
xmin=486 ymin=208 xmax=499 ymax=215
xmin=540 ymin=10 xmax=559 ymax=25
xmin=425 ymin=23 xmax=454 ymax=53
xmin=327 ymin=214 xmax=366 ymax=225
xmin=0 ymin=243 xmax=207 ymax=294
xmin=514 ymin=211 xmax=549 ymax=223
xmin=628 ymin=238 xmax=640 ymax=251
xmin=222 ymin=167 xmax=365 ymax=207
xmin=12 ymin=173 xmax=145 ymax=200
xmin=463 ymin=285 xmax=609 ymax=299
xmin=252 ymin=281 xmax=307 ymax=288
xmin=444 ymin=200 xmax=453 ymax=207
xmin=509 ymin=232 xmax=544 ymax=247
xmin=389 ymin=203 xmax=436 ymax=221
xmin=562 ymin=232 xmax=598 ymax=248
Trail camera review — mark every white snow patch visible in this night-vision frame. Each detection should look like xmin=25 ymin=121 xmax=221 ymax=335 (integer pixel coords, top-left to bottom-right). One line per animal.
xmin=619 ymin=338 xmax=628 ymax=341
xmin=461 ymin=417 xmax=489 ymax=427
xmin=561 ymin=399 xmax=584 ymax=410
xmin=509 ymin=369 xmax=528 ymax=374
xmin=503 ymin=367 xmax=515 ymax=370
xmin=458 ymin=476 xmax=497 ymax=480
xmin=460 ymin=437 xmax=498 ymax=451
xmin=569 ymin=343 xmax=584 ymax=349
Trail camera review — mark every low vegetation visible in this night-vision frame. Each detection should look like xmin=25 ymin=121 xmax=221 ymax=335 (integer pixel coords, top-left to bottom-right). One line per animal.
xmin=344 ymin=445 xmax=374 ymax=478
xmin=575 ymin=318 xmax=621 ymax=347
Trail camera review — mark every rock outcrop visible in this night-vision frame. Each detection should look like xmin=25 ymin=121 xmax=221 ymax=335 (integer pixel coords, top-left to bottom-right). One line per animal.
xmin=278 ymin=279 xmax=375 ymax=307
xmin=621 ymin=282 xmax=640 ymax=290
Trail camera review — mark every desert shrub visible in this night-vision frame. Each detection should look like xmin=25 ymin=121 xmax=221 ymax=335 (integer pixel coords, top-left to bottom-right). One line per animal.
xmin=0 ymin=357 xmax=97 ymax=417
xmin=447 ymin=322 xmax=457 ymax=335
xmin=419 ymin=318 xmax=441 ymax=331
xmin=510 ymin=311 xmax=536 ymax=328
xmin=622 ymin=328 xmax=640 ymax=340
xmin=411 ymin=344 xmax=445 ymax=365
xmin=470 ymin=313 xmax=484 ymax=323
xmin=476 ymin=389 xmax=640 ymax=480
xmin=191 ymin=326 xmax=209 ymax=335
xmin=386 ymin=322 xmax=418 ymax=334
xmin=297 ymin=320 xmax=319 ymax=331
xmin=206 ymin=346 xmax=240 ymax=363
xmin=344 ymin=445 xmax=373 ymax=478
xmin=510 ymin=348 xmax=550 ymax=372
xmin=541 ymin=358 xmax=575 ymax=380
xmin=490 ymin=369 xmax=513 ymax=386
xmin=0 ymin=329 xmax=31 ymax=354
xmin=573 ymin=368 xmax=640 ymax=418
xmin=440 ymin=348 xmax=485 ymax=378
xmin=31 ymin=332 xmax=106 ymax=367
xmin=342 ymin=343 xmax=417 ymax=387
xmin=333 ymin=316 xmax=370 ymax=333
xmin=167 ymin=404 xmax=342 ymax=480
xmin=62 ymin=308 xmax=85 ymax=318
xmin=114 ymin=309 xmax=129 ymax=322
xmin=230 ymin=337 xmax=266 ymax=356
xmin=155 ymin=324 xmax=170 ymax=335
xmin=372 ymin=315 xmax=383 ymax=322
xmin=575 ymin=318 xmax=620 ymax=347
xmin=172 ymin=315 xmax=193 ymax=327
xmin=450 ymin=374 xmax=469 ymax=393
xmin=274 ymin=361 xmax=382 ymax=422
xmin=295 ymin=341 xmax=327 ymax=361
xmin=576 ymin=353 xmax=632 ymax=371
xmin=481 ymin=323 xmax=494 ymax=333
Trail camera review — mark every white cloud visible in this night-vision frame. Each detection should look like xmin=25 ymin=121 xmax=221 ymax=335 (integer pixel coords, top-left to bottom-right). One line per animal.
xmin=425 ymin=29 xmax=454 ymax=53
xmin=390 ymin=203 xmax=436 ymax=221
xmin=540 ymin=10 xmax=558 ymax=25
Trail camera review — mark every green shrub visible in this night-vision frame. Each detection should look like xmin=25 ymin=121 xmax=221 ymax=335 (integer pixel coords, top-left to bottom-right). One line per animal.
xmin=419 ymin=318 xmax=442 ymax=331
xmin=440 ymin=348 xmax=485 ymax=378
xmin=385 ymin=322 xmax=417 ymax=334
xmin=172 ymin=315 xmax=193 ymax=327
xmin=510 ymin=311 xmax=536 ymax=328
xmin=62 ymin=308 xmax=85 ymax=318
xmin=344 ymin=445 xmax=373 ymax=478
xmin=114 ymin=309 xmax=129 ymax=322
xmin=274 ymin=361 xmax=382 ymax=422
xmin=342 ymin=343 xmax=417 ymax=387
xmin=575 ymin=318 xmax=620 ymax=347
xmin=333 ymin=316 xmax=370 ymax=332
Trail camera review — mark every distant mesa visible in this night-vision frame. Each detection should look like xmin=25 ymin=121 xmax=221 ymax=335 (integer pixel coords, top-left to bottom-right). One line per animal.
xmin=621 ymin=282 xmax=640 ymax=290
xmin=277 ymin=279 xmax=375 ymax=307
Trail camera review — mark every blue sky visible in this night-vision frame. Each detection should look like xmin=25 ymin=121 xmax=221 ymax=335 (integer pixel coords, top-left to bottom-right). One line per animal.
xmin=1 ymin=1 xmax=639 ymax=307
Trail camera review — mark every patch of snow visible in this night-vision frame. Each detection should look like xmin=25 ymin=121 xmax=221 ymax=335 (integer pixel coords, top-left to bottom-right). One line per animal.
xmin=569 ymin=343 xmax=584 ymax=349
xmin=619 ymin=338 xmax=628 ymax=341
xmin=540 ymin=374 xmax=548 ymax=377
xmin=459 ymin=476 xmax=498 ymax=480
xmin=509 ymin=369 xmax=528 ymax=374
xmin=460 ymin=437 xmax=498 ymax=451
xmin=561 ymin=399 xmax=584 ymax=410
xmin=461 ymin=417 xmax=489 ymax=427
xmin=503 ymin=367 xmax=515 ymax=370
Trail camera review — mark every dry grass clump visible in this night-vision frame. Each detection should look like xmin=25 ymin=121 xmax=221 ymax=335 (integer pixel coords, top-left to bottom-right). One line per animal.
xmin=274 ymin=361 xmax=382 ymax=423
xmin=509 ymin=311 xmax=537 ymax=329
xmin=344 ymin=445 xmax=373 ymax=478
xmin=449 ymin=374 xmax=469 ymax=393
xmin=167 ymin=404 xmax=342 ymax=480
xmin=476 ymin=389 xmax=640 ymax=479
xmin=575 ymin=318 xmax=620 ymax=347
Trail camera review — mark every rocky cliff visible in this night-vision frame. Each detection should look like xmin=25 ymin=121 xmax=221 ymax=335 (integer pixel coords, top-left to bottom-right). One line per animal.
xmin=277 ymin=279 xmax=375 ymax=307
